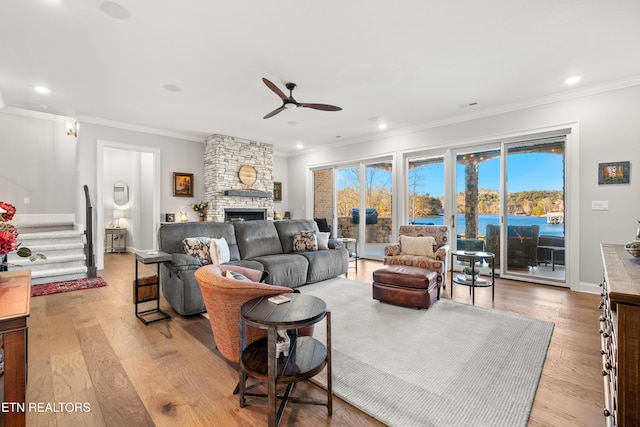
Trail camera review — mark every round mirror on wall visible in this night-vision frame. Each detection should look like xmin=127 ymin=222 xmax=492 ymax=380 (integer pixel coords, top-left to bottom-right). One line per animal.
xmin=113 ymin=181 xmax=129 ymax=206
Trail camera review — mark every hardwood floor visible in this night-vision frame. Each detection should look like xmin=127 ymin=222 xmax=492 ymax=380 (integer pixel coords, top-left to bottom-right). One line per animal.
xmin=25 ymin=254 xmax=603 ymax=426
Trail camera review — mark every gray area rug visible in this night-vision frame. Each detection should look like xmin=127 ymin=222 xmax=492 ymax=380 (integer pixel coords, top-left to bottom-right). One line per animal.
xmin=301 ymin=278 xmax=554 ymax=427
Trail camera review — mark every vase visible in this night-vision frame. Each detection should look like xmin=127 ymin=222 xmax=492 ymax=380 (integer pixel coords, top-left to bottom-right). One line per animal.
xmin=198 ymin=212 xmax=206 ymax=221
xmin=276 ymin=330 xmax=290 ymax=358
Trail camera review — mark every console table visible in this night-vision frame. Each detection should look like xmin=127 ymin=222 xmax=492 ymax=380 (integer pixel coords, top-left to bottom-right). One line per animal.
xmin=105 ymin=227 xmax=127 ymax=253
xmin=600 ymin=244 xmax=640 ymax=426
xmin=239 ymin=293 xmax=332 ymax=426
xmin=0 ymin=270 xmax=31 ymax=427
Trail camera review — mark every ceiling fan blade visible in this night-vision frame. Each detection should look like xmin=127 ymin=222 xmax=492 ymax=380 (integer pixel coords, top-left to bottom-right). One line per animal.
xmin=300 ymin=103 xmax=342 ymax=112
xmin=263 ymin=106 xmax=285 ymax=119
xmin=262 ymin=77 xmax=287 ymax=101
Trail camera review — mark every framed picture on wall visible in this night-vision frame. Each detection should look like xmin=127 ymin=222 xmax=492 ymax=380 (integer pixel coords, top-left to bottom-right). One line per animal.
xmin=273 ymin=182 xmax=282 ymax=201
xmin=173 ymin=172 xmax=194 ymax=196
xmin=598 ymin=161 xmax=631 ymax=185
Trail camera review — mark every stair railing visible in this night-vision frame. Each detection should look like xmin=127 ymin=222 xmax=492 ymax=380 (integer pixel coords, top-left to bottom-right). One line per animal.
xmin=83 ymin=185 xmax=97 ymax=278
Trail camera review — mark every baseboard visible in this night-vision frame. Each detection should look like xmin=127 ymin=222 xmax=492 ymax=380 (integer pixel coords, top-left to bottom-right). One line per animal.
xmin=573 ymin=281 xmax=601 ymax=294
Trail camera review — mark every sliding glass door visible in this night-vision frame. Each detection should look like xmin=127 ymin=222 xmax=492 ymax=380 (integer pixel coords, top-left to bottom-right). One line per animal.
xmin=505 ymin=138 xmax=565 ymax=281
xmin=449 ymin=138 xmax=567 ymax=285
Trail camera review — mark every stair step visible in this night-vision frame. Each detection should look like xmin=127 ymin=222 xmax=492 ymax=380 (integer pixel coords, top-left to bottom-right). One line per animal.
xmin=15 ymin=221 xmax=75 ymax=233
xmin=8 ymin=256 xmax=87 ymax=272
xmin=17 ymin=230 xmax=85 ymax=247
xmin=30 ymin=266 xmax=89 ymax=285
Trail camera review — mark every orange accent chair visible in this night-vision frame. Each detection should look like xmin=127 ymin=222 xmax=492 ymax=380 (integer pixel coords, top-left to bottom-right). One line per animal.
xmin=194 ymin=264 xmax=311 ymax=365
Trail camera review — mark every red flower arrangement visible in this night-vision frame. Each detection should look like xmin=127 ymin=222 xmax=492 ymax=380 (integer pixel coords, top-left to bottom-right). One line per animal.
xmin=0 ymin=201 xmax=45 ymax=262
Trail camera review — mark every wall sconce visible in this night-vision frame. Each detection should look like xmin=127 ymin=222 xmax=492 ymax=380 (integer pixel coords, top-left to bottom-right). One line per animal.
xmin=66 ymin=120 xmax=79 ymax=136
xmin=113 ymin=209 xmax=126 ymax=228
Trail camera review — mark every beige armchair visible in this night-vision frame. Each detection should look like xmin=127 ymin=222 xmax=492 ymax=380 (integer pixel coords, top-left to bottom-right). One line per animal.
xmin=384 ymin=225 xmax=450 ymax=288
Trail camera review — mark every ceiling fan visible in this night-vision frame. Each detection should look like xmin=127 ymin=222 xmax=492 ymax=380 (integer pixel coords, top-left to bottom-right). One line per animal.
xmin=262 ymin=77 xmax=342 ymax=119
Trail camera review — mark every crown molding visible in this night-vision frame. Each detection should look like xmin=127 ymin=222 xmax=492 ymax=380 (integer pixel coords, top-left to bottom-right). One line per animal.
xmin=0 ymin=106 xmax=72 ymax=122
xmin=77 ymin=114 xmax=206 ymax=142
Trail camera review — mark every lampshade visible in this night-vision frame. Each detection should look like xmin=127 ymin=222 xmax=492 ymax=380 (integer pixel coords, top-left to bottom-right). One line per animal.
xmin=113 ymin=209 xmax=126 ymax=227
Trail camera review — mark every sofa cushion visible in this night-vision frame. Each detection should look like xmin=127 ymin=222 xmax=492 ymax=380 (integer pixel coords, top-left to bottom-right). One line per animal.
xmin=274 ymin=219 xmax=320 ymax=254
xmin=298 ymin=249 xmax=349 ymax=283
xmin=400 ymin=235 xmax=435 ymax=257
xmin=182 ymin=237 xmax=212 ymax=265
xmin=250 ymin=254 xmax=309 ymax=288
xmin=293 ymin=231 xmax=318 ymax=252
xmin=233 ymin=220 xmax=284 ymax=259
xmin=158 ymin=222 xmax=242 ymax=261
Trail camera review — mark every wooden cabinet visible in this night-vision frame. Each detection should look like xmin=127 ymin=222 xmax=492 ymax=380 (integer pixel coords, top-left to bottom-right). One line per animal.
xmin=600 ymin=244 xmax=640 ymax=427
xmin=0 ymin=270 xmax=31 ymax=427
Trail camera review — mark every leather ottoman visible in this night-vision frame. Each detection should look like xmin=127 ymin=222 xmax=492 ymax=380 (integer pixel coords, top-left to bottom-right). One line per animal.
xmin=372 ymin=265 xmax=440 ymax=309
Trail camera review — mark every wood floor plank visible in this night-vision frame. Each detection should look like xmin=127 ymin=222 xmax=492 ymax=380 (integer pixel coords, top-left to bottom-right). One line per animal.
xmin=76 ymin=325 xmax=155 ymax=427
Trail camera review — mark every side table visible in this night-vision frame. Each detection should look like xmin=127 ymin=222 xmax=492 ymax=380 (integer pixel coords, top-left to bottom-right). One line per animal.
xmin=239 ymin=293 xmax=332 ymax=427
xmin=134 ymin=250 xmax=171 ymax=325
xmin=105 ymin=227 xmax=127 ymax=253
xmin=537 ymin=245 xmax=565 ymax=271
xmin=335 ymin=237 xmax=358 ymax=272
xmin=450 ymin=250 xmax=495 ymax=305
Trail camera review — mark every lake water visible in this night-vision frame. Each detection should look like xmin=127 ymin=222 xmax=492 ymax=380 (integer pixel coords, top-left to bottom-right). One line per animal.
xmin=411 ymin=214 xmax=564 ymax=237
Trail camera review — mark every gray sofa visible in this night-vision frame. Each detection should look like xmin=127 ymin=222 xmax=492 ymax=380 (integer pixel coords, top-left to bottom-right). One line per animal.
xmin=157 ymin=219 xmax=348 ymax=315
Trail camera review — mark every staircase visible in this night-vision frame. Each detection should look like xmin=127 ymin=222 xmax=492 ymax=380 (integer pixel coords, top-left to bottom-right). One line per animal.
xmin=7 ymin=218 xmax=88 ymax=285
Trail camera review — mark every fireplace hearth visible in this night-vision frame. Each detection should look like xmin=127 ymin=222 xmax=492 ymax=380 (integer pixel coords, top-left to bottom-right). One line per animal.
xmin=224 ymin=208 xmax=266 ymax=222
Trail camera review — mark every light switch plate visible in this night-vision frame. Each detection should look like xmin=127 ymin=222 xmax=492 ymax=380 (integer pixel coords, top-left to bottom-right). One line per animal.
xmin=592 ymin=201 xmax=609 ymax=210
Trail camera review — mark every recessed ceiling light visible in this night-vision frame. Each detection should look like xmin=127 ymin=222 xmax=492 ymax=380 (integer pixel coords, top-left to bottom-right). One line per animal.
xmin=368 ymin=116 xmax=382 ymax=122
xmin=34 ymin=86 xmax=51 ymax=94
xmin=163 ymin=84 xmax=182 ymax=92
xmin=565 ymin=76 xmax=581 ymax=85
xmin=287 ymin=121 xmax=298 ymax=126
xmin=378 ymin=123 xmax=387 ymax=130
xmin=98 ymin=1 xmax=131 ymax=20
xmin=296 ymin=143 xmax=304 ymax=149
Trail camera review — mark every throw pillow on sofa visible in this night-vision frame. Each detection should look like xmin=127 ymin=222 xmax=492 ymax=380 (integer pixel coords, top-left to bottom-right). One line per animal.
xmin=399 ymin=235 xmax=436 ymax=257
xmin=293 ymin=231 xmax=318 ymax=252
xmin=316 ymin=231 xmax=330 ymax=250
xmin=182 ymin=237 xmax=212 ymax=265
xmin=209 ymin=237 xmax=231 ymax=265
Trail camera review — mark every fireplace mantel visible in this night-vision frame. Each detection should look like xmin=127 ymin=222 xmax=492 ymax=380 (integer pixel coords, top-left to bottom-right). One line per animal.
xmin=224 ymin=189 xmax=271 ymax=198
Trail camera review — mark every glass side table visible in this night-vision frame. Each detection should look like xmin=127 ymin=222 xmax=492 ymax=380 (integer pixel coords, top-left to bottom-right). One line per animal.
xmin=450 ymin=250 xmax=495 ymax=305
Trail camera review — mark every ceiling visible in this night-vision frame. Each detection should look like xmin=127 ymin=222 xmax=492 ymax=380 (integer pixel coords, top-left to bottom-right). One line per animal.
xmin=1 ymin=1 xmax=640 ymax=154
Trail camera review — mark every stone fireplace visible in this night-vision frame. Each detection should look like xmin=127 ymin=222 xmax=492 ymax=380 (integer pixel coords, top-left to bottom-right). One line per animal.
xmin=204 ymin=134 xmax=274 ymax=222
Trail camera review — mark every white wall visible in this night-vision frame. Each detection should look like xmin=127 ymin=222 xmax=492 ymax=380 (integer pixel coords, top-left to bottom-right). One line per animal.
xmin=0 ymin=110 xmax=77 ymax=214
xmin=287 ymin=85 xmax=640 ymax=288
xmin=273 ymin=154 xmax=289 ymax=216
xmin=78 ymin=122 xmax=204 ymax=268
